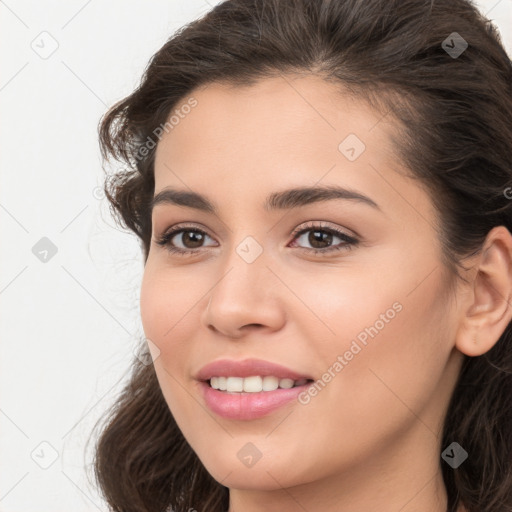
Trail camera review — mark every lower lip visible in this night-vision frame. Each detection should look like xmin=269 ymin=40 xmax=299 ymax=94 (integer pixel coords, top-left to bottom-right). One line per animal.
xmin=199 ymin=380 xmax=312 ymax=420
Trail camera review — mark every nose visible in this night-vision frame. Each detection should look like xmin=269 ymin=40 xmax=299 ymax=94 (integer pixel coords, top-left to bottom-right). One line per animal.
xmin=200 ymin=250 xmax=286 ymax=339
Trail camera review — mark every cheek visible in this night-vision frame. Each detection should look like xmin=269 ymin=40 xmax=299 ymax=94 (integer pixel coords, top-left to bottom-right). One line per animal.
xmin=321 ymin=272 xmax=452 ymax=440
xmin=139 ymin=261 xmax=216 ymax=367
xmin=140 ymin=275 xmax=169 ymax=356
xmin=140 ymin=263 xmax=200 ymax=344
xmin=296 ymin=262 xmax=452 ymax=434
xmin=285 ymin=264 xmax=405 ymax=371
xmin=139 ymin=265 xmax=204 ymax=430
xmin=139 ymin=265 xmax=198 ymax=402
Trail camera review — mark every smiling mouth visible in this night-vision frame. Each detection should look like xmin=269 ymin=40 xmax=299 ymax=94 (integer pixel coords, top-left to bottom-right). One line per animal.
xmin=206 ymin=376 xmax=314 ymax=393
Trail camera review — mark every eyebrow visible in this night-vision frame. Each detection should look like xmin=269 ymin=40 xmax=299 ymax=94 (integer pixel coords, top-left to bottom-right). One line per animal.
xmin=151 ymin=185 xmax=381 ymax=214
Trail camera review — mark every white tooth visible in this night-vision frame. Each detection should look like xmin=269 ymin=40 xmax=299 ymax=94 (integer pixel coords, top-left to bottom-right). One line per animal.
xmin=243 ymin=376 xmax=263 ymax=392
xmin=226 ymin=376 xmax=244 ymax=392
xmin=214 ymin=376 xmax=300 ymax=392
xmin=262 ymin=376 xmax=279 ymax=391
xmin=279 ymin=378 xmax=294 ymax=389
xmin=217 ymin=376 xmax=227 ymax=391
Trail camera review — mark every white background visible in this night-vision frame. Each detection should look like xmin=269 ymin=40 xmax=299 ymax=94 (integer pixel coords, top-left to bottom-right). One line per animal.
xmin=1 ymin=1 xmax=510 ymax=510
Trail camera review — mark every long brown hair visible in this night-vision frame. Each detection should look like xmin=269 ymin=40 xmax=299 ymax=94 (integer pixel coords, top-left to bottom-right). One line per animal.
xmin=88 ymin=1 xmax=512 ymax=510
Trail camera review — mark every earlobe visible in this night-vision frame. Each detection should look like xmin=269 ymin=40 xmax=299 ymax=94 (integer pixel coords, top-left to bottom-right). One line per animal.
xmin=455 ymin=226 xmax=512 ymax=358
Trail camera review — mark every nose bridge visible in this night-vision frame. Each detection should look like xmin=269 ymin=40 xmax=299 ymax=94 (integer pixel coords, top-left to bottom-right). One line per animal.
xmin=202 ymin=232 xmax=284 ymax=335
xmin=217 ymin=233 xmax=270 ymax=298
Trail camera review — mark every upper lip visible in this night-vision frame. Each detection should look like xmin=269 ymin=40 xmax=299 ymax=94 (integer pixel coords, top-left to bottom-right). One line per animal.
xmin=195 ymin=358 xmax=314 ymax=381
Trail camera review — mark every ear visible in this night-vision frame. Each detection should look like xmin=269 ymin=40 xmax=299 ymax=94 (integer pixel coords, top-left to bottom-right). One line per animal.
xmin=455 ymin=226 xmax=512 ymax=357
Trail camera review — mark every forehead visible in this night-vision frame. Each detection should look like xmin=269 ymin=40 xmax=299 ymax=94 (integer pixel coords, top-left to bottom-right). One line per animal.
xmin=151 ymin=75 xmax=437 ymax=229
xmin=158 ymin=75 xmax=389 ymax=140
xmin=154 ymin=75 xmax=397 ymax=178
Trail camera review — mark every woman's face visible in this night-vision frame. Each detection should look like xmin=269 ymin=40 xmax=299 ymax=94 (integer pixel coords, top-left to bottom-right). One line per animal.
xmin=140 ymin=75 xmax=465 ymax=505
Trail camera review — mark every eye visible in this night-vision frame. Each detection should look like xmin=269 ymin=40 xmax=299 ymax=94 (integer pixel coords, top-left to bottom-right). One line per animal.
xmin=153 ymin=224 xmax=217 ymax=256
xmin=153 ymin=221 xmax=359 ymax=257
xmin=288 ymin=221 xmax=359 ymax=255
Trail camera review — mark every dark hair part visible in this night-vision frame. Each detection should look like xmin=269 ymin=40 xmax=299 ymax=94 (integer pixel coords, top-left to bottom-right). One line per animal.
xmin=89 ymin=0 xmax=512 ymax=510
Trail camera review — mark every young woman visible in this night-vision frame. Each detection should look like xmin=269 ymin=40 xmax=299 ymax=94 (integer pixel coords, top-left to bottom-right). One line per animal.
xmin=89 ymin=0 xmax=512 ymax=511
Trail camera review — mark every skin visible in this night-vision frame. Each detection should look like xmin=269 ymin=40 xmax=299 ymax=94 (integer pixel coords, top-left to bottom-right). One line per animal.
xmin=140 ymin=74 xmax=512 ymax=512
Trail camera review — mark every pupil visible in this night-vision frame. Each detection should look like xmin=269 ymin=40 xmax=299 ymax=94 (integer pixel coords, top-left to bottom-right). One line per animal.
xmin=184 ymin=231 xmax=203 ymax=248
xmin=309 ymin=230 xmax=331 ymax=248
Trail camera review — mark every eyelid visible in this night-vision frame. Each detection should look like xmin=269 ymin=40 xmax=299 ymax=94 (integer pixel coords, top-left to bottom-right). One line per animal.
xmin=154 ymin=221 xmax=216 ymax=240
xmin=290 ymin=220 xmax=356 ymax=239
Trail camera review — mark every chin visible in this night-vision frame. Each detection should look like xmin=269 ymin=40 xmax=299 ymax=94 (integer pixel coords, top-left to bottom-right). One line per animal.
xmin=198 ymin=449 xmax=312 ymax=491
xmin=208 ymin=466 xmax=296 ymax=491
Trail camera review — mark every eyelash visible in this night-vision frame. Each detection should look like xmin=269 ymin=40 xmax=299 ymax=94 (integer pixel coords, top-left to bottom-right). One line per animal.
xmin=154 ymin=221 xmax=359 ymax=257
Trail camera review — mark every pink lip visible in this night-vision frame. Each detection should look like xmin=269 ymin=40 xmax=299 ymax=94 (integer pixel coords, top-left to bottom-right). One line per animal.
xmin=195 ymin=358 xmax=313 ymax=381
xmin=198 ymin=381 xmax=313 ymax=420
xmin=195 ymin=358 xmax=314 ymax=420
